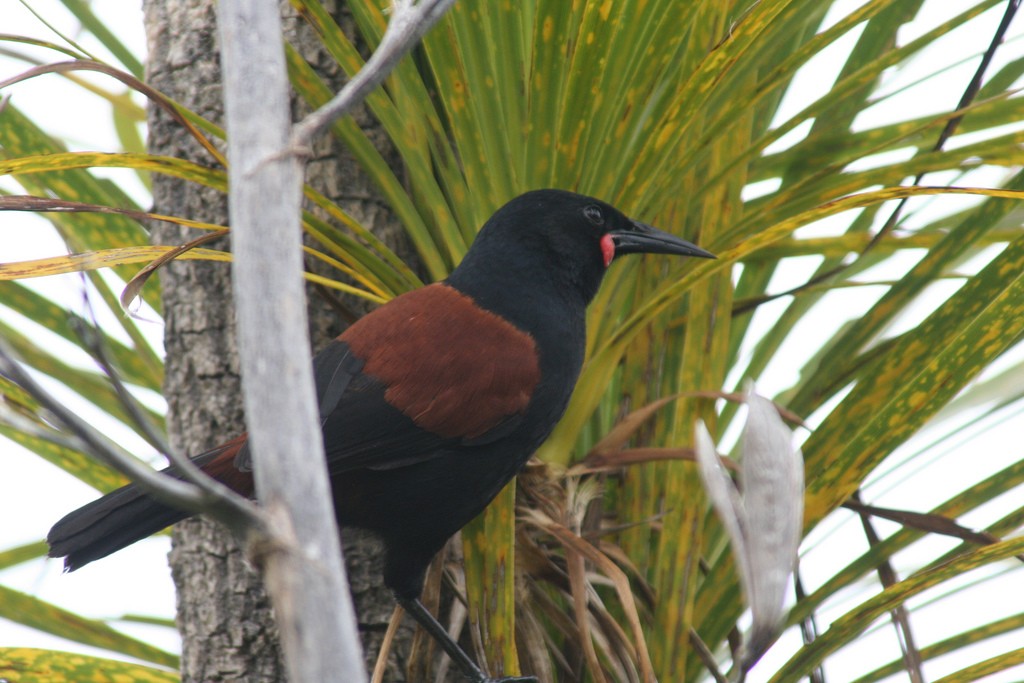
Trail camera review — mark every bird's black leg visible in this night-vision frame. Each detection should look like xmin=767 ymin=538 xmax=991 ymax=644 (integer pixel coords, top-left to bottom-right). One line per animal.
xmin=396 ymin=595 xmax=537 ymax=683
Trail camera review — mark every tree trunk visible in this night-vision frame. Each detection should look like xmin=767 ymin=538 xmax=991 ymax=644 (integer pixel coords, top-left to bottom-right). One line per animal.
xmin=144 ymin=0 xmax=416 ymax=680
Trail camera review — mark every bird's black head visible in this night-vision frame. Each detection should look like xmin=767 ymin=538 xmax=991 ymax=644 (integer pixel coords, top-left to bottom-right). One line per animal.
xmin=449 ymin=189 xmax=714 ymax=309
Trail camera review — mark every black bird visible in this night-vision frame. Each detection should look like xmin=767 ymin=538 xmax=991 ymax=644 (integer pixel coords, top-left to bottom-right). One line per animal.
xmin=48 ymin=189 xmax=714 ymax=682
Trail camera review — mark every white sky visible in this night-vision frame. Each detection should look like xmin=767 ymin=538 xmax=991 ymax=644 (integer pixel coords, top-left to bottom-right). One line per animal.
xmin=1 ymin=0 xmax=178 ymax=663
xmin=2 ymin=0 xmax=1024 ymax=681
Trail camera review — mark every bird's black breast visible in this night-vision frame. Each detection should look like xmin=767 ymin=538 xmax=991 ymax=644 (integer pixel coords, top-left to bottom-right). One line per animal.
xmin=298 ymin=281 xmax=586 ymax=598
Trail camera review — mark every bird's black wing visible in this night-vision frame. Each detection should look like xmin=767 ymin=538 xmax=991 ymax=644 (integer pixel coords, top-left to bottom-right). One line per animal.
xmin=233 ymin=340 xmax=363 ymax=472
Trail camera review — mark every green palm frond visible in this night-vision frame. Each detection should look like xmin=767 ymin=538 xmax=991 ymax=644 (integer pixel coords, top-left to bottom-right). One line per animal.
xmin=3 ymin=0 xmax=1023 ymax=680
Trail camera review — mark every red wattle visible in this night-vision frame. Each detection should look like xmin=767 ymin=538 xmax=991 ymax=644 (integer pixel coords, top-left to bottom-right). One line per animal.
xmin=600 ymin=234 xmax=615 ymax=267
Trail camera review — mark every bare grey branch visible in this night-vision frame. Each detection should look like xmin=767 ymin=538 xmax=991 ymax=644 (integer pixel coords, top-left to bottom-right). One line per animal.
xmin=217 ymin=0 xmax=366 ymax=680
xmin=0 ymin=336 xmax=258 ymax=534
xmin=291 ymin=0 xmax=456 ymax=150
xmin=69 ymin=316 xmax=172 ymax=456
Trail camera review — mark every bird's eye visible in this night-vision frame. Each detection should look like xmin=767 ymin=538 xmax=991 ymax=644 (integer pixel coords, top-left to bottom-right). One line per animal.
xmin=583 ymin=205 xmax=604 ymax=225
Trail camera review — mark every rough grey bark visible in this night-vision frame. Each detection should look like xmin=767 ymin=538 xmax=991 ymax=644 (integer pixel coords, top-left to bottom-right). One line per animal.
xmin=144 ymin=0 xmax=416 ymax=680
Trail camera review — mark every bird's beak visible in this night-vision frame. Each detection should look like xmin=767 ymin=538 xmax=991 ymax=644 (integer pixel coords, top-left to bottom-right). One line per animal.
xmin=611 ymin=220 xmax=716 ymax=259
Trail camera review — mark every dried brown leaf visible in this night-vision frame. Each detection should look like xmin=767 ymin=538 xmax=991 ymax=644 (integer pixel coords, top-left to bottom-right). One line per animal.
xmin=121 ymin=230 xmax=228 ymax=311
xmin=0 ymin=60 xmax=225 ymax=165
xmin=842 ymin=499 xmax=1001 ymax=546
xmin=537 ymin=518 xmax=655 ymax=683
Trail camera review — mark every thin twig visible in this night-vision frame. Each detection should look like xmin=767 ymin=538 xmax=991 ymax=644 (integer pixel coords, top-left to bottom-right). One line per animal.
xmin=371 ymin=606 xmax=405 ymax=683
xmin=861 ymin=0 xmax=1022 ymax=256
xmin=0 ymin=336 xmax=258 ymax=534
xmin=66 ymin=282 xmax=259 ymax=532
xmin=68 ymin=316 xmax=172 ymax=456
xmin=65 ymin=317 xmax=254 ymax=522
xmin=842 ymin=498 xmax=1001 ymax=547
xmin=0 ymin=60 xmax=225 ymax=165
xmin=794 ymin=572 xmax=825 ymax=683
xmin=0 ymin=405 xmax=94 ymax=455
xmin=732 ymin=0 xmax=1022 ymax=316
xmin=852 ymin=491 xmax=925 ymax=683
xmin=689 ymin=629 xmax=729 ymax=683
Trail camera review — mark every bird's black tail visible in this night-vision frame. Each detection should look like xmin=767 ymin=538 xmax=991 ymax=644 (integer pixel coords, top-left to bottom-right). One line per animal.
xmin=47 ymin=436 xmax=252 ymax=571
xmin=47 ymin=482 xmax=191 ymax=571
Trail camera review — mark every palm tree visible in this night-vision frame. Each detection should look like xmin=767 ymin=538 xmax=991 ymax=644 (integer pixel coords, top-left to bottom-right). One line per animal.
xmin=2 ymin=1 xmax=1023 ymax=681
